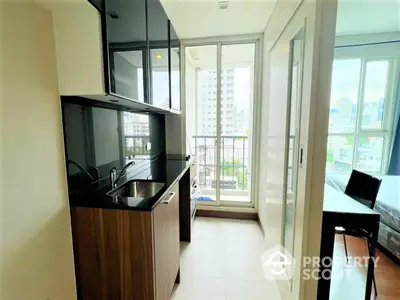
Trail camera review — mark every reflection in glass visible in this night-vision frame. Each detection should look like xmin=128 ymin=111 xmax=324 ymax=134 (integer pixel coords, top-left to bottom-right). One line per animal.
xmin=106 ymin=0 xmax=147 ymax=102
xmin=170 ymin=22 xmax=181 ymax=110
xmin=171 ymin=47 xmax=180 ymax=110
xmin=150 ymin=48 xmax=169 ymax=108
xmin=62 ymin=101 xmax=166 ymax=193
xmin=283 ymin=30 xmax=304 ymax=265
xmin=113 ymin=51 xmax=144 ymax=102
xmin=147 ymin=0 xmax=169 ymax=108
xmin=123 ymin=112 xmax=150 ymax=159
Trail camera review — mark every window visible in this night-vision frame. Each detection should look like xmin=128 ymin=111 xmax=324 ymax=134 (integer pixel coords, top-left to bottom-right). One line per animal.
xmin=361 ymin=61 xmax=388 ymax=130
xmin=327 ymin=58 xmax=394 ymax=174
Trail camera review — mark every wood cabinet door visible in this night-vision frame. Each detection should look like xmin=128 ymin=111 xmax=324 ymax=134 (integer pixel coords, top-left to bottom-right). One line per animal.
xmin=153 ymin=197 xmax=169 ymax=300
xmin=70 ymin=207 xmax=155 ymax=300
xmin=166 ymin=182 xmax=180 ymax=296
xmin=153 ymin=182 xmax=180 ymax=300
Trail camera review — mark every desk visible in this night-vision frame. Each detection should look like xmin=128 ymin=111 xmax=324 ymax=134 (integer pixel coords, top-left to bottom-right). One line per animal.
xmin=317 ymin=184 xmax=380 ymax=300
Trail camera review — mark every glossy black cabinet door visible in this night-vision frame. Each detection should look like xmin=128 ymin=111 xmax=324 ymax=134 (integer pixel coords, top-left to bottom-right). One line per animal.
xmin=147 ymin=0 xmax=170 ymax=109
xmin=169 ymin=22 xmax=181 ymax=111
xmin=105 ymin=0 xmax=147 ymax=103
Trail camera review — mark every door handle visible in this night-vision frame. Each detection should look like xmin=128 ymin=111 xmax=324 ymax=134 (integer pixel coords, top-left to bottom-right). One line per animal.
xmin=163 ymin=192 xmax=175 ymax=204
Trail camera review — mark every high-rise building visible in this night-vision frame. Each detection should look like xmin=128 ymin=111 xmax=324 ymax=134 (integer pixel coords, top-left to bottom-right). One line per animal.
xmin=123 ymin=112 xmax=150 ymax=157
xmin=199 ymin=69 xmax=236 ymax=136
xmin=124 ymin=112 xmax=149 ymax=136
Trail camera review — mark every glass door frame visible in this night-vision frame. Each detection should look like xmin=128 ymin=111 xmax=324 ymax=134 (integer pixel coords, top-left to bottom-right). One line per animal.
xmin=181 ymin=34 xmax=263 ymax=209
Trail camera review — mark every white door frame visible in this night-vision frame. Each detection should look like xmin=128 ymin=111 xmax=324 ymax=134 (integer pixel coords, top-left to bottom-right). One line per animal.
xmin=181 ymin=34 xmax=263 ymax=209
xmin=261 ymin=0 xmax=338 ymax=299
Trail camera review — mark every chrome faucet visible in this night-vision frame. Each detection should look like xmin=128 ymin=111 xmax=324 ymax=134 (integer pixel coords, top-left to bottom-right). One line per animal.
xmin=110 ymin=161 xmax=135 ymax=189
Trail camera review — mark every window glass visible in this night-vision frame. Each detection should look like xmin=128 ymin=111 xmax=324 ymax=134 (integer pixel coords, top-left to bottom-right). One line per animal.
xmin=113 ymin=51 xmax=144 ymax=102
xmin=355 ymin=136 xmax=384 ymax=173
xmin=361 ymin=61 xmax=389 ymax=130
xmin=326 ymin=135 xmax=355 ymax=174
xmin=326 ymin=57 xmax=392 ymax=175
xmin=150 ymin=48 xmax=169 ymax=108
xmin=329 ymin=59 xmax=361 ymax=133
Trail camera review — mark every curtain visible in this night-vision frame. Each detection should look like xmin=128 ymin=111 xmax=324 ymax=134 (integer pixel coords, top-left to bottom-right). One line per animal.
xmin=388 ymin=75 xmax=400 ymax=175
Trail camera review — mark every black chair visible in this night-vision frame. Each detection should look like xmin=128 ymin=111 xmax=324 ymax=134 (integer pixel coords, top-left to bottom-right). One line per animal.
xmin=335 ymin=169 xmax=382 ymax=296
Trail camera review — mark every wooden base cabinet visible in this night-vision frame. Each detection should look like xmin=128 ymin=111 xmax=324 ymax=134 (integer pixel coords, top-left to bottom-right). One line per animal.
xmin=70 ymin=183 xmax=180 ymax=300
xmin=153 ymin=183 xmax=180 ymax=300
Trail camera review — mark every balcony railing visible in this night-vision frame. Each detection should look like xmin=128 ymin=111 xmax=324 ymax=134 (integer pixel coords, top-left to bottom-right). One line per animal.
xmin=191 ymin=135 xmax=249 ymax=192
xmin=125 ymin=135 xmax=150 ymax=157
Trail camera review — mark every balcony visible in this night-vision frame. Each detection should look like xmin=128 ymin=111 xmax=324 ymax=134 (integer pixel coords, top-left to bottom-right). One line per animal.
xmin=190 ymin=135 xmax=249 ymax=203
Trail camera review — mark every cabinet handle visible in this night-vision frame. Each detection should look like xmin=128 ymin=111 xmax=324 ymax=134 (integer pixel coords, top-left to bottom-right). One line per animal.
xmin=163 ymin=192 xmax=175 ymax=204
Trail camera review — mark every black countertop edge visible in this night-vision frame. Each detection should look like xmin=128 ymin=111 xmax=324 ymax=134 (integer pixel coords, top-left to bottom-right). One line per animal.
xmin=143 ymin=164 xmax=189 ymax=210
xmin=69 ymin=157 xmax=195 ymax=212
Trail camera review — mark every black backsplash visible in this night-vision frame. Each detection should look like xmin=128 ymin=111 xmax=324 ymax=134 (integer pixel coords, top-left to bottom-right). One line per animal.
xmin=61 ymin=97 xmax=166 ymax=193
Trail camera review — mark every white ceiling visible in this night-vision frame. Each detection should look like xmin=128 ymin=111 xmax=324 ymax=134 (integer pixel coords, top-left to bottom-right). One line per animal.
xmin=160 ymin=0 xmax=278 ymax=39
xmin=162 ymin=0 xmax=400 ymax=39
xmin=336 ymin=0 xmax=400 ymax=36
xmin=185 ymin=43 xmax=255 ymax=69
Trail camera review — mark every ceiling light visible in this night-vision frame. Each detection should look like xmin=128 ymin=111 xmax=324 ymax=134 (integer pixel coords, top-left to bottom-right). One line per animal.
xmin=218 ymin=1 xmax=229 ymax=10
xmin=156 ymin=54 xmax=162 ymax=60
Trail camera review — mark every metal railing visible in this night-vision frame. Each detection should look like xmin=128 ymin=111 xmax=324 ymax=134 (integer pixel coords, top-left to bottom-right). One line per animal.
xmin=191 ymin=135 xmax=249 ymax=191
xmin=125 ymin=135 xmax=150 ymax=157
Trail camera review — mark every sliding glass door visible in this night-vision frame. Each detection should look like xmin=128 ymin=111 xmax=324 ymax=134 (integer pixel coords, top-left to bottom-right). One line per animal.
xmin=184 ymin=40 xmax=258 ymax=207
xmin=219 ymin=44 xmax=255 ymax=204
xmin=186 ymin=45 xmax=218 ymax=203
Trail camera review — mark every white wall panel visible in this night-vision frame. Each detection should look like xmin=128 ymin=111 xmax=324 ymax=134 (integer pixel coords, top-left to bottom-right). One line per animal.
xmin=258 ymin=1 xmax=337 ymax=300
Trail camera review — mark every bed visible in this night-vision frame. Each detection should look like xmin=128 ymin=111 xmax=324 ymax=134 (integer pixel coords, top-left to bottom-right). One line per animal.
xmin=325 ymin=174 xmax=400 ymax=261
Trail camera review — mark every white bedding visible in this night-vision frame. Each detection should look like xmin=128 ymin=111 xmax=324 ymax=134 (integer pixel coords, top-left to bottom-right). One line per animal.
xmin=325 ymin=174 xmax=400 ymax=232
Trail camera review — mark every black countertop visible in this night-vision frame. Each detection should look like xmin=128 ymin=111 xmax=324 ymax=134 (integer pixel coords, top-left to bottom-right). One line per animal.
xmin=69 ymin=157 xmax=193 ymax=211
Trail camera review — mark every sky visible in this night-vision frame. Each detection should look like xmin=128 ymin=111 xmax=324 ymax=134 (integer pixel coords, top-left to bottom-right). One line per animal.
xmin=330 ymin=59 xmax=389 ymax=107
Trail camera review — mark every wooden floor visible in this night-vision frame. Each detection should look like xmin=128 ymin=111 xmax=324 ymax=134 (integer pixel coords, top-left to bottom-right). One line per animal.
xmin=330 ymin=235 xmax=400 ymax=300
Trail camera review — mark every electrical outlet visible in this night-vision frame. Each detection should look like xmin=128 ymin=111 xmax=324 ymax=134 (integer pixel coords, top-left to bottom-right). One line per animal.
xmin=146 ymin=142 xmax=151 ymax=150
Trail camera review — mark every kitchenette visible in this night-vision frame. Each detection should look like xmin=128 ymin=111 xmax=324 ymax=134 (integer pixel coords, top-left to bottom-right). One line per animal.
xmin=63 ymin=101 xmax=195 ymax=299
xmin=50 ymin=0 xmax=195 ymax=299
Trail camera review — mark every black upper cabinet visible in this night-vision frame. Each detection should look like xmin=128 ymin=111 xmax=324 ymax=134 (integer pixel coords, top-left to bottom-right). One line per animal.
xmin=105 ymin=0 xmax=147 ymax=103
xmin=147 ymin=0 xmax=170 ymax=109
xmin=100 ymin=0 xmax=180 ymax=112
xmin=169 ymin=22 xmax=181 ymax=111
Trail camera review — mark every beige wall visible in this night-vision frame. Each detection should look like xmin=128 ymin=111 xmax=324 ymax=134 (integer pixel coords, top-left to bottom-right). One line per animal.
xmin=50 ymin=1 xmax=105 ymax=96
xmin=0 ymin=1 xmax=77 ymax=299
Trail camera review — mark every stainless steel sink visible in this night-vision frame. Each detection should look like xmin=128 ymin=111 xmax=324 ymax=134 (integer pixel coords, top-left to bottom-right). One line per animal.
xmin=107 ymin=180 xmax=165 ymax=199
